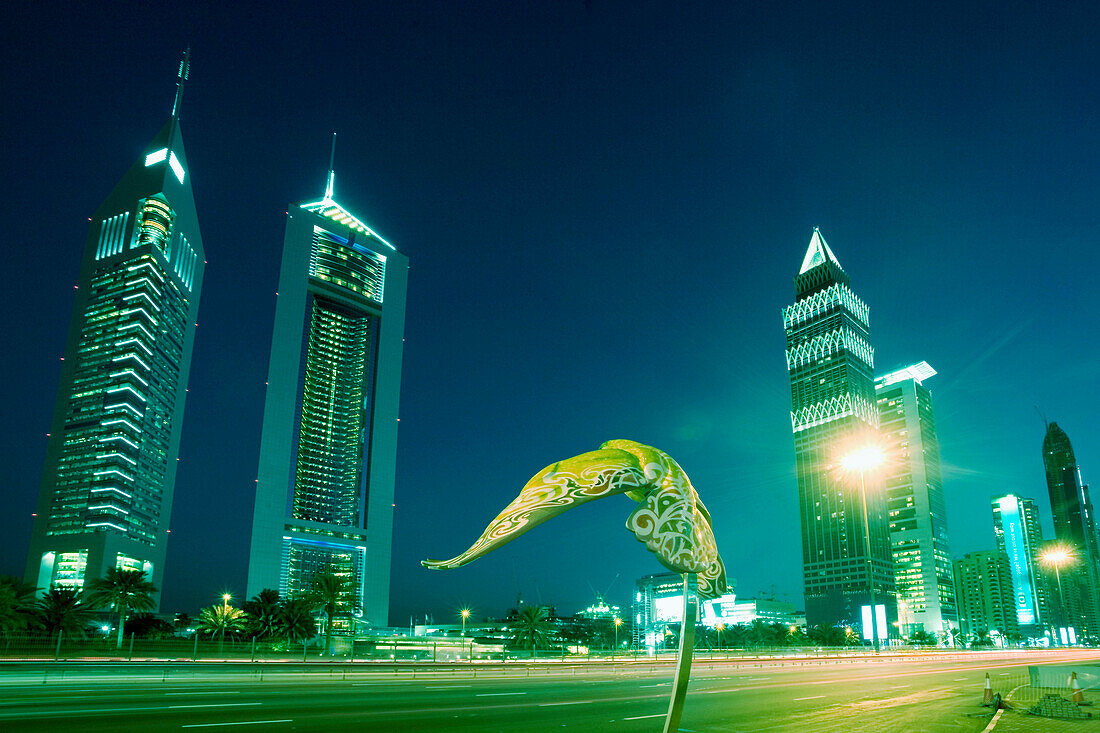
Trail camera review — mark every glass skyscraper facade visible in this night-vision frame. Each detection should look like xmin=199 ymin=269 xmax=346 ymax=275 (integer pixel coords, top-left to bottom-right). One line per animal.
xmin=246 ymin=170 xmax=407 ymax=628
xmin=875 ymin=363 xmax=957 ymax=638
xmin=991 ymin=493 xmax=1049 ymax=636
xmin=1042 ymin=422 xmax=1099 ymax=636
xmin=24 ymin=112 xmax=204 ymax=607
xmin=784 ymin=228 xmax=895 ymax=631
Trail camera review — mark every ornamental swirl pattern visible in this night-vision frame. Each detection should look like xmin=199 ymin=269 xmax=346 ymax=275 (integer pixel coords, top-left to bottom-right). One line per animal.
xmin=422 ymin=439 xmax=728 ymax=600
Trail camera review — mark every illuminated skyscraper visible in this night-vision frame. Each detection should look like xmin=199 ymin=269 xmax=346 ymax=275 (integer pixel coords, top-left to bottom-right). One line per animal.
xmin=246 ymin=154 xmax=407 ymax=627
xmin=991 ymin=493 xmax=1049 ymax=636
xmin=783 ymin=228 xmax=895 ymax=631
xmin=24 ymin=55 xmax=204 ymax=607
xmin=875 ymin=363 xmax=957 ymax=638
xmin=1042 ymin=422 xmax=1099 ymax=635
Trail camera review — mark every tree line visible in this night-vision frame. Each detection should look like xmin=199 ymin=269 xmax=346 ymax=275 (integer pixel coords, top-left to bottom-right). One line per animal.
xmin=0 ymin=569 xmax=357 ymax=654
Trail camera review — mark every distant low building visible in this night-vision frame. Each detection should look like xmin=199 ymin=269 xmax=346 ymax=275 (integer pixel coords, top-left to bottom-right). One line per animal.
xmin=632 ymin=572 xmax=805 ymax=650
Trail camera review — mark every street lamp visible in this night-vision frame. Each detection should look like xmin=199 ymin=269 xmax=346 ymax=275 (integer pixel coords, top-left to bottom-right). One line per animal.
xmin=841 ymin=444 xmax=885 ymax=652
xmin=222 ymin=593 xmax=231 ymax=612
xmin=614 ymin=616 xmax=622 ymax=658
xmin=460 ymin=608 xmax=470 ymax=636
xmin=1041 ymin=545 xmax=1074 ymax=644
xmin=716 ymin=622 xmax=725 ymax=652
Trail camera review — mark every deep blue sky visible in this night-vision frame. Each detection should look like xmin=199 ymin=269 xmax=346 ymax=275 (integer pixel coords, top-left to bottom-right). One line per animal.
xmin=2 ymin=1 xmax=1097 ymax=625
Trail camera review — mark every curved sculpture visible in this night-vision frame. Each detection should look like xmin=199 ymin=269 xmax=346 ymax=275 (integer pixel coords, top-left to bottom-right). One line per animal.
xmin=422 ymin=439 xmax=727 ymax=599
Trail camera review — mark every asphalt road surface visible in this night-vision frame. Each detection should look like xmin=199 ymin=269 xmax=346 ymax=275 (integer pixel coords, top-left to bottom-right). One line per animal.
xmin=2 ymin=650 xmax=1098 ymax=732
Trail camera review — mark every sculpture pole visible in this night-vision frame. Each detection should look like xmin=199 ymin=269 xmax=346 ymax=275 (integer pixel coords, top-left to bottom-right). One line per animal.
xmin=663 ymin=573 xmax=697 ymax=733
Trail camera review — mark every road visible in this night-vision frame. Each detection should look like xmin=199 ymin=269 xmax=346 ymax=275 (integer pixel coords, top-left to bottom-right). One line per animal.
xmin=1 ymin=650 xmax=1098 ymax=731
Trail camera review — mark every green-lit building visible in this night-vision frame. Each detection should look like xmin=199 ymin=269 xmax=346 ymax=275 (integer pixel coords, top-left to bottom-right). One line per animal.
xmin=875 ymin=362 xmax=958 ymax=639
xmin=783 ymin=228 xmax=896 ymax=634
xmin=24 ymin=63 xmax=204 ymax=607
xmin=246 ymin=165 xmax=407 ymax=628
xmin=991 ymin=493 xmax=1049 ymax=637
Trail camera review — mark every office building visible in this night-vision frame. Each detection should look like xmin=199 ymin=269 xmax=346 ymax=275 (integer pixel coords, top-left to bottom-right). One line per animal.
xmin=991 ymin=494 xmax=1050 ymax=637
xmin=246 ymin=159 xmax=407 ymax=627
xmin=783 ymin=228 xmax=895 ymax=634
xmin=875 ymin=362 xmax=958 ymax=638
xmin=954 ymin=551 xmax=1019 ymax=642
xmin=24 ymin=56 xmax=204 ymax=607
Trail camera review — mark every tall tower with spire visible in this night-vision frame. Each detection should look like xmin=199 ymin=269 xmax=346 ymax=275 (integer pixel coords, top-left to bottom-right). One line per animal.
xmin=25 ymin=52 xmax=204 ymax=607
xmin=783 ymin=229 xmax=895 ymax=632
xmin=246 ymin=141 xmax=407 ymax=627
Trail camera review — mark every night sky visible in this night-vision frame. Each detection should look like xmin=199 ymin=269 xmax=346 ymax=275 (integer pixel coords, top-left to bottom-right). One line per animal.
xmin=2 ymin=1 xmax=1098 ymax=626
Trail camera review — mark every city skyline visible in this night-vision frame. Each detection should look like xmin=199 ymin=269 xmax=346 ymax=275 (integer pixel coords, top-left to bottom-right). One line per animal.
xmin=2 ymin=2 xmax=1098 ymax=622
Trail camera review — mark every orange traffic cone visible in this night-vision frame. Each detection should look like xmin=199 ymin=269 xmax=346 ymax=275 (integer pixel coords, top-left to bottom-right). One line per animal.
xmin=1071 ymin=672 xmax=1085 ymax=704
xmin=983 ymin=673 xmax=994 ymax=706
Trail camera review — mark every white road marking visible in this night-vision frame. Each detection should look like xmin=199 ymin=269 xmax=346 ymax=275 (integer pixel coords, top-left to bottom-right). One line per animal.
xmin=623 ymin=713 xmax=665 ymax=720
xmin=539 ymin=700 xmax=593 ymax=706
xmin=169 ymin=703 xmax=263 ymax=709
xmin=793 ymin=695 xmax=825 ymax=701
xmin=182 ymin=721 xmax=292 ymax=729
xmin=165 ymin=692 xmax=242 ymax=696
xmin=475 ymin=692 xmax=526 ymax=697
xmin=954 ymin=678 xmax=967 ymax=681
xmin=424 ymin=685 xmax=472 ymax=689
xmin=981 ymin=708 xmax=1004 ymax=732
xmin=639 ymin=683 xmax=668 ymax=688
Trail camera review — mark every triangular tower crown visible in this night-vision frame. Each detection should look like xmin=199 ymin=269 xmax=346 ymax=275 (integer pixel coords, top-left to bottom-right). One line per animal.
xmin=794 ymin=227 xmax=849 ymax=297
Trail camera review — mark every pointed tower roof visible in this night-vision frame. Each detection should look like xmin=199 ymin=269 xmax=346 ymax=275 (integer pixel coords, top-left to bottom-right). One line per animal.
xmin=799 ymin=227 xmax=843 ymax=275
xmin=793 ymin=227 xmax=849 ymax=297
xmin=299 ymin=134 xmax=396 ymax=251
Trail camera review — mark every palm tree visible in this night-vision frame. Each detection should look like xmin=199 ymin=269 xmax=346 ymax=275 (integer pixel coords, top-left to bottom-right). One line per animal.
xmin=85 ymin=568 xmax=157 ymax=649
xmin=510 ymin=605 xmax=552 ymax=658
xmin=277 ymin=597 xmax=318 ymax=644
xmin=311 ymin=572 xmax=356 ymax=656
xmin=196 ymin=604 xmax=245 ymax=655
xmin=0 ymin=576 xmax=40 ymax=638
xmin=242 ymin=589 xmax=282 ymax=640
xmin=37 ymin=587 xmax=95 ymax=640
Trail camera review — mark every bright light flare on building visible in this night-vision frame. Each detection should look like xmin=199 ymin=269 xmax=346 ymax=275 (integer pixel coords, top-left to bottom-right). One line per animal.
xmin=840 ymin=445 xmax=885 ymax=473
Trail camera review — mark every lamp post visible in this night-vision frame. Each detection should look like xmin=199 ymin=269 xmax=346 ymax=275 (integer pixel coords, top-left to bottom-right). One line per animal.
xmin=613 ymin=616 xmax=622 ymax=657
xmin=841 ymin=445 xmax=885 ymax=652
xmin=1041 ymin=546 xmax=1074 ymax=645
xmin=460 ymin=608 xmax=470 ymax=637
xmin=219 ymin=593 xmax=232 ymax=657
xmin=716 ymin=622 xmax=725 ymax=652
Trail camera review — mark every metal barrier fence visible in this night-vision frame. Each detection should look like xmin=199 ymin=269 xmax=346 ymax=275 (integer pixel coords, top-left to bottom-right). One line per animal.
xmin=994 ymin=663 xmax=1099 ymax=719
xmin=0 ymin=633 xmax=1085 ymax=666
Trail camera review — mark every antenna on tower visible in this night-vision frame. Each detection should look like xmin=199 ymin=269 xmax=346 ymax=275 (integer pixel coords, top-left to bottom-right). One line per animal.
xmin=166 ymin=47 xmax=190 ymax=160
xmin=171 ymin=47 xmax=191 ymax=119
xmin=1036 ymin=406 xmax=1049 ymax=430
xmin=324 ymin=132 xmax=336 ymax=200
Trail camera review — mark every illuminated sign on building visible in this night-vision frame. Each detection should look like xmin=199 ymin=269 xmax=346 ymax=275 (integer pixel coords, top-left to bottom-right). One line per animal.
xmin=995 ymin=495 xmax=1037 ymax=625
